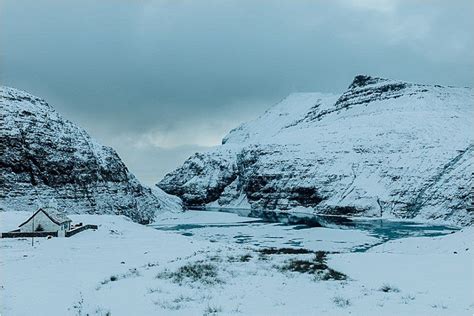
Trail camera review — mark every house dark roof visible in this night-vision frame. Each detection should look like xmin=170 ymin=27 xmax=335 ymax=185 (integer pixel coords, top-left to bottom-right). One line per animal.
xmin=19 ymin=208 xmax=72 ymax=227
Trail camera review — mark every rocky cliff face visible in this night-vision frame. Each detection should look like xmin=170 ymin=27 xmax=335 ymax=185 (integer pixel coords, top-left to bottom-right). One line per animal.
xmin=0 ymin=86 xmax=181 ymax=224
xmin=158 ymin=76 xmax=473 ymax=225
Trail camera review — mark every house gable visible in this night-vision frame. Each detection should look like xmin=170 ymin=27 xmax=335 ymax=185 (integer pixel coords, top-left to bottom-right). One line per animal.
xmin=19 ymin=208 xmax=71 ymax=227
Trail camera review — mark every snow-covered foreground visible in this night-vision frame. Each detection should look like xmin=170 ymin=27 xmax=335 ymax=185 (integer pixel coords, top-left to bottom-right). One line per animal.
xmin=1 ymin=211 xmax=472 ymax=315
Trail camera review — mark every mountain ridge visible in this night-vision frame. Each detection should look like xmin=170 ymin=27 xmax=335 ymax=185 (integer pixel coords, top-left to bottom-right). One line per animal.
xmin=158 ymin=75 xmax=473 ymax=225
xmin=0 ymin=86 xmax=181 ymax=224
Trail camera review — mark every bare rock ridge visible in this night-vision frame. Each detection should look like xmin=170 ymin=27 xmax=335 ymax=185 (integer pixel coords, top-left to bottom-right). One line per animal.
xmin=158 ymin=75 xmax=473 ymax=225
xmin=0 ymin=86 xmax=181 ymax=224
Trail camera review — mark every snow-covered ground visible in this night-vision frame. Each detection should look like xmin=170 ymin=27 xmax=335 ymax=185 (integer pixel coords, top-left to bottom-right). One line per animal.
xmin=1 ymin=211 xmax=472 ymax=315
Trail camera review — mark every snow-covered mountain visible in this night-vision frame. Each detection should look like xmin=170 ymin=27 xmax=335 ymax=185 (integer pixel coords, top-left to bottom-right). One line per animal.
xmin=0 ymin=86 xmax=181 ymax=224
xmin=158 ymin=75 xmax=473 ymax=225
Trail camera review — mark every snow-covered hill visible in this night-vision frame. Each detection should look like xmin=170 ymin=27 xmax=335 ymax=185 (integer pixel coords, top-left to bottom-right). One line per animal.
xmin=158 ymin=75 xmax=473 ymax=225
xmin=0 ymin=86 xmax=181 ymax=223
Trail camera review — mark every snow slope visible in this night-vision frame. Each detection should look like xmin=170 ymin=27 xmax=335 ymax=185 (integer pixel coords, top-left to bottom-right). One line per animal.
xmin=0 ymin=86 xmax=181 ymax=223
xmin=1 ymin=211 xmax=472 ymax=315
xmin=158 ymin=75 xmax=474 ymax=225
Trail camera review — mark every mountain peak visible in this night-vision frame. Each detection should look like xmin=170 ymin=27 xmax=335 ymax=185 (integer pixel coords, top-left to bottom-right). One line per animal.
xmin=348 ymin=75 xmax=393 ymax=89
xmin=0 ymin=85 xmax=50 ymax=110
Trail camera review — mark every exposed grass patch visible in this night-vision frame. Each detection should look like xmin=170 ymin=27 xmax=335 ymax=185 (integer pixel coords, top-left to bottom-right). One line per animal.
xmin=203 ymin=305 xmax=222 ymax=315
xmin=100 ymin=268 xmax=141 ymax=286
xmin=157 ymin=262 xmax=222 ymax=285
xmin=145 ymin=262 xmax=160 ymax=268
xmin=152 ymin=294 xmax=195 ymax=310
xmin=281 ymin=259 xmax=325 ymax=273
xmin=173 ymin=294 xmax=194 ymax=304
xmin=333 ymin=296 xmax=351 ymax=308
xmin=239 ymin=254 xmax=252 ymax=262
xmin=228 ymin=253 xmax=253 ymax=263
xmin=154 ymin=300 xmax=184 ymax=311
xmin=258 ymin=247 xmax=313 ymax=255
xmin=72 ymin=292 xmax=84 ymax=316
xmin=206 ymin=255 xmax=222 ymax=262
xmin=379 ymin=284 xmax=400 ymax=293
xmin=278 ymin=251 xmax=346 ymax=281
xmin=320 ymin=268 xmax=347 ymax=281
xmin=147 ymin=288 xmax=163 ymax=294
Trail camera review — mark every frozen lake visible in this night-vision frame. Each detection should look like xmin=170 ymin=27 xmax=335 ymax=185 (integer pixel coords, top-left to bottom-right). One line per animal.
xmin=151 ymin=209 xmax=459 ymax=253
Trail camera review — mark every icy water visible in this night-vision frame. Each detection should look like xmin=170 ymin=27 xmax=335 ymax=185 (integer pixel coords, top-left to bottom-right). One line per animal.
xmin=151 ymin=209 xmax=459 ymax=252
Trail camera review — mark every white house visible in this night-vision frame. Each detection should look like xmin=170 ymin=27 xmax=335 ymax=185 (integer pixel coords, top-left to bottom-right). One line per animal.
xmin=19 ymin=207 xmax=72 ymax=234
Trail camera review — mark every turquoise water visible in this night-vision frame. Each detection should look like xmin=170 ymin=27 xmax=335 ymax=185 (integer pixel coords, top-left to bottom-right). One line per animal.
xmin=152 ymin=209 xmax=459 ymax=252
xmin=336 ymin=219 xmax=459 ymax=252
xmin=340 ymin=218 xmax=458 ymax=240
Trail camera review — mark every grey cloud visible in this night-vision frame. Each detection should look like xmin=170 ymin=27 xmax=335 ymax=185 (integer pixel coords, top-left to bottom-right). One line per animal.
xmin=1 ymin=0 xmax=473 ymax=183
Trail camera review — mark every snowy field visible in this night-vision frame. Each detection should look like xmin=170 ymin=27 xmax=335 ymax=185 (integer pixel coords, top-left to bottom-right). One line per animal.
xmin=1 ymin=211 xmax=473 ymax=315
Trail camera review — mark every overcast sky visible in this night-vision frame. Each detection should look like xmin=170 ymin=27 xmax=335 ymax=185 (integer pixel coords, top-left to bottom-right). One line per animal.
xmin=1 ymin=0 xmax=473 ymax=185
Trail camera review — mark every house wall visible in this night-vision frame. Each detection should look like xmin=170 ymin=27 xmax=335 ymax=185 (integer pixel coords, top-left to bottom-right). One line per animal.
xmin=19 ymin=211 xmax=60 ymax=232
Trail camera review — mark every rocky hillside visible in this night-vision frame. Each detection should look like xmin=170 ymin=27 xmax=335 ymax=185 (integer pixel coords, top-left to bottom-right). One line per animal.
xmin=158 ymin=75 xmax=473 ymax=225
xmin=0 ymin=86 xmax=181 ymax=224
